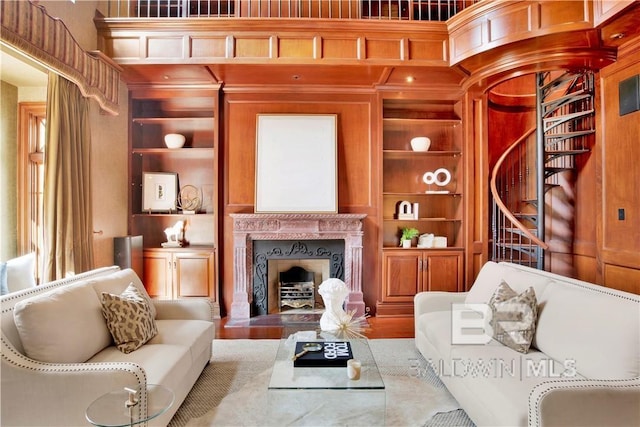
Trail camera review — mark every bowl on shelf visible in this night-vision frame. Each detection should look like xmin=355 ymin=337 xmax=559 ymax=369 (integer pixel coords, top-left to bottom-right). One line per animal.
xmin=410 ymin=136 xmax=431 ymax=152
xmin=164 ymin=133 xmax=186 ymax=149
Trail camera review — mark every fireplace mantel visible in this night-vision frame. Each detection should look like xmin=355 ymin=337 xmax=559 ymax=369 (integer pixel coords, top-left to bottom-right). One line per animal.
xmin=230 ymin=213 xmax=366 ymax=320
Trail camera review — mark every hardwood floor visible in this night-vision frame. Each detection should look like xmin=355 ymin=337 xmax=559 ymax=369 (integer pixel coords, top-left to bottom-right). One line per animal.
xmin=215 ymin=315 xmax=414 ymax=339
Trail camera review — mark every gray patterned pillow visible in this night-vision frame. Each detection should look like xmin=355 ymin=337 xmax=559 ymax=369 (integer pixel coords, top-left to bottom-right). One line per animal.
xmin=489 ymin=281 xmax=537 ymax=353
xmin=101 ymin=283 xmax=157 ymax=354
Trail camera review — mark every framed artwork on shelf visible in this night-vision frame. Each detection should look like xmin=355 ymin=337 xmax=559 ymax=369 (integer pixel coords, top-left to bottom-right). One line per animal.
xmin=255 ymin=114 xmax=337 ymax=213
xmin=142 ymin=172 xmax=178 ymax=213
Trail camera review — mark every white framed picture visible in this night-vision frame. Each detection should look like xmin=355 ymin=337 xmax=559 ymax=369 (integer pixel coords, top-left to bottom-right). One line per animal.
xmin=142 ymin=172 xmax=178 ymax=212
xmin=255 ymin=114 xmax=337 ymax=213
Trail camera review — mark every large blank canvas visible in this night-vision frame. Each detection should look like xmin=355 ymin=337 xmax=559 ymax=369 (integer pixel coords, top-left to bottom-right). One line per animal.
xmin=256 ymin=114 xmax=337 ymax=213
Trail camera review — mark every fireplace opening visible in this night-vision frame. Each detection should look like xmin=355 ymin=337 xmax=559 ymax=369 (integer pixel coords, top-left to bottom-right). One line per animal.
xmin=271 ymin=263 xmax=328 ymax=314
xmin=253 ymin=239 xmax=344 ymax=316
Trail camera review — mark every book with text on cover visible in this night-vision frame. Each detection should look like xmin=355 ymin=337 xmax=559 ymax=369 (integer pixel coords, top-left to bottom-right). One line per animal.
xmin=293 ymin=341 xmax=353 ymax=367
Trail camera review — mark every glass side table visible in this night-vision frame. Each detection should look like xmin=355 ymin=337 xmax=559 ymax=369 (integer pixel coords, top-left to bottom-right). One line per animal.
xmin=85 ymin=384 xmax=174 ymax=427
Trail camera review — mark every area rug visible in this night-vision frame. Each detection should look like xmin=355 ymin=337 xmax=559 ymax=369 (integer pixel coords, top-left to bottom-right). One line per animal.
xmin=168 ymin=339 xmax=475 ymax=427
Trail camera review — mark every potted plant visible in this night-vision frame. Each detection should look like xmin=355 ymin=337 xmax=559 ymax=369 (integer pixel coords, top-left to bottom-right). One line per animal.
xmin=400 ymin=227 xmax=419 ymax=248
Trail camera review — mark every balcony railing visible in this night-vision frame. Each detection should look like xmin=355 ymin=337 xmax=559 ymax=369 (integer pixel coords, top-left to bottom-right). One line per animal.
xmin=106 ymin=0 xmax=479 ymax=21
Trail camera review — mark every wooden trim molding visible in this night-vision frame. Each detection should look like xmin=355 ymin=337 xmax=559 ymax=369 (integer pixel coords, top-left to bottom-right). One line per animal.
xmin=0 ymin=1 xmax=121 ymax=115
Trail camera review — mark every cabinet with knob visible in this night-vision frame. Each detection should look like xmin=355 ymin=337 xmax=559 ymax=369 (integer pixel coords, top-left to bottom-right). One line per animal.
xmin=143 ymin=247 xmax=217 ymax=305
xmin=379 ymin=249 xmax=463 ymax=315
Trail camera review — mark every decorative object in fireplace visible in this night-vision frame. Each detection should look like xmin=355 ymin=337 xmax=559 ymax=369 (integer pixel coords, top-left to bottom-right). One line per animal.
xmin=279 ymin=266 xmax=316 ymax=310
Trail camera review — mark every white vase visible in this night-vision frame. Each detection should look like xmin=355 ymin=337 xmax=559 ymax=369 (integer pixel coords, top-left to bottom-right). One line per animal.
xmin=164 ymin=133 xmax=186 ymax=149
xmin=401 ymin=239 xmax=411 ymax=248
xmin=410 ymin=136 xmax=431 ymax=152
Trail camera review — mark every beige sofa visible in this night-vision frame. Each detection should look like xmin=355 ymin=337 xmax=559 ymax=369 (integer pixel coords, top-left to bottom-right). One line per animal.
xmin=415 ymin=261 xmax=640 ymax=427
xmin=1 ymin=266 xmax=215 ymax=427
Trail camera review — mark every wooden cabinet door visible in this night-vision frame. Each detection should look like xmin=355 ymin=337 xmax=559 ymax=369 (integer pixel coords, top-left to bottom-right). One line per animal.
xmin=174 ymin=250 xmax=215 ymax=298
xmin=143 ymin=250 xmax=171 ymax=298
xmin=381 ymin=250 xmax=422 ymax=303
xmin=423 ymin=251 xmax=463 ymax=292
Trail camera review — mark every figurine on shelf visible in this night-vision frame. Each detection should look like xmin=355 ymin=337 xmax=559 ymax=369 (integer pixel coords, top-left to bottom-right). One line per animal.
xmin=162 ymin=221 xmax=184 ymax=248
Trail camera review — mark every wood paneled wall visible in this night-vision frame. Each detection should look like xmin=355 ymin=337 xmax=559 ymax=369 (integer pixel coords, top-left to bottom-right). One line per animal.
xmin=220 ymin=91 xmax=381 ymax=315
xmin=598 ymin=38 xmax=640 ymax=294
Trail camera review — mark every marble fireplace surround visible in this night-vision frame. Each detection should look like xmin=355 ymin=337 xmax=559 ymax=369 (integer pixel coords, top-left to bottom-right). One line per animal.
xmin=230 ymin=213 xmax=366 ymax=321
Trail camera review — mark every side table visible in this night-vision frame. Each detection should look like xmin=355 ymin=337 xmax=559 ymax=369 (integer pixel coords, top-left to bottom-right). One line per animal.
xmin=86 ymin=384 xmax=174 ymax=427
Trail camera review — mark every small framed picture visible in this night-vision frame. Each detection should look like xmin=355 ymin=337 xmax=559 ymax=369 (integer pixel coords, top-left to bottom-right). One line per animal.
xmin=142 ymin=172 xmax=178 ymax=213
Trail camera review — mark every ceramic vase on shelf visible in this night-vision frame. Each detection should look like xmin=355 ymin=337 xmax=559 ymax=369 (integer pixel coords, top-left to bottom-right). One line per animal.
xmin=410 ymin=136 xmax=431 ymax=152
xmin=401 ymin=239 xmax=412 ymax=248
xmin=164 ymin=133 xmax=186 ymax=149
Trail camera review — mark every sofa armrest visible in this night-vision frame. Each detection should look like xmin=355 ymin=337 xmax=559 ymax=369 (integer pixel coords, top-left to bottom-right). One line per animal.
xmin=414 ymin=291 xmax=467 ymax=341
xmin=153 ymin=298 xmax=215 ymax=322
xmin=1 ymin=336 xmax=149 ymax=427
xmin=414 ymin=291 xmax=467 ymax=316
xmin=529 ymin=377 xmax=640 ymax=427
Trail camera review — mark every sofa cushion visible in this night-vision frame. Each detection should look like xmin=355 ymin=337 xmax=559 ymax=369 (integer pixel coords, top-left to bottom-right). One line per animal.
xmin=489 ymin=281 xmax=537 ymax=354
xmin=88 ymin=343 xmax=192 ymax=390
xmin=465 ymin=262 xmax=551 ymax=305
xmin=148 ymin=319 xmax=214 ymax=364
xmin=6 ymin=253 xmax=36 ymax=293
xmin=90 ymin=268 xmax=156 ymax=318
xmin=13 ymin=282 xmax=112 ymax=362
xmin=101 ymin=284 xmax=157 ymax=354
xmin=448 ymin=344 xmax=584 ymax=426
xmin=536 ymin=280 xmax=640 ymax=379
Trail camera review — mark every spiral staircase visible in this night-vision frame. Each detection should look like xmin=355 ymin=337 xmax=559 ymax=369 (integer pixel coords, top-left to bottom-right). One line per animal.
xmin=490 ymin=70 xmax=596 ymax=270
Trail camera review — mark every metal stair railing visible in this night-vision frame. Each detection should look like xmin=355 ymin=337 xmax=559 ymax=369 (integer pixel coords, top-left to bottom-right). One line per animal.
xmin=491 ymin=70 xmax=594 ymax=270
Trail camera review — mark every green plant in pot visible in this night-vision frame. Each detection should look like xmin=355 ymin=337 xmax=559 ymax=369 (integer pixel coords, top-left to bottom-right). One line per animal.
xmin=400 ymin=227 xmax=420 ymax=248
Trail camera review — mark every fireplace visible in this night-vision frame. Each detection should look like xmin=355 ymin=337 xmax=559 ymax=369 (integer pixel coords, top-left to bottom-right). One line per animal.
xmin=230 ymin=213 xmax=366 ymax=321
xmin=253 ymin=239 xmax=343 ymax=315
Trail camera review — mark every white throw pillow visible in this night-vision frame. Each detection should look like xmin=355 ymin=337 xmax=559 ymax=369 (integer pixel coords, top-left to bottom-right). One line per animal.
xmin=6 ymin=253 xmax=36 ymax=293
xmin=13 ymin=282 xmax=112 ymax=363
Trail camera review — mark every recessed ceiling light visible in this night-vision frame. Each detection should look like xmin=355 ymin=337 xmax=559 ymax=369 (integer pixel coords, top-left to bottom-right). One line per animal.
xmin=163 ymin=75 xmax=170 ymax=80
xmin=610 ymin=33 xmax=625 ymax=40
xmin=406 ymin=76 xmax=415 ymax=83
xmin=292 ymin=75 xmax=301 ymax=80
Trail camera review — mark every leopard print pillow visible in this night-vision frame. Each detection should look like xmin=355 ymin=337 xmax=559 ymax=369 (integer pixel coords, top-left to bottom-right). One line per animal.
xmin=101 ymin=283 xmax=157 ymax=354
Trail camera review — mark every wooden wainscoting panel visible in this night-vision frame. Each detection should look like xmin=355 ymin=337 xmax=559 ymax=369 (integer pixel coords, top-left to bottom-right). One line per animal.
xmin=487 ymin=2 xmax=535 ymax=43
xmin=322 ymin=37 xmax=360 ymax=59
xmin=191 ymin=36 xmax=228 ymax=59
xmin=235 ymin=37 xmax=271 ymax=58
xmin=604 ymin=263 xmax=640 ymax=294
xmin=365 ymin=38 xmax=402 ymax=60
xmin=278 ymin=37 xmax=314 ymax=58
xmin=147 ymin=36 xmax=184 ymax=59
xmin=408 ymin=39 xmax=448 ymax=62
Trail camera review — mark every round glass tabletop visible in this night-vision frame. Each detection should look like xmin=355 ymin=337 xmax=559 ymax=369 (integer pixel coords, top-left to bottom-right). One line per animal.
xmin=85 ymin=384 xmax=174 ymax=427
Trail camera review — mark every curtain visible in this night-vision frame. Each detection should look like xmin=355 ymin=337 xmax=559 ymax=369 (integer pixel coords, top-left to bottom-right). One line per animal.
xmin=43 ymin=74 xmax=94 ymax=281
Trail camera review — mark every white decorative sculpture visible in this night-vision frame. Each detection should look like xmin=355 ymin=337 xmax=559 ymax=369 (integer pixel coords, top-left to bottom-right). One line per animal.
xmin=162 ymin=220 xmax=184 ymax=247
xmin=318 ymin=278 xmax=351 ymax=331
xmin=396 ymin=200 xmax=415 ymax=220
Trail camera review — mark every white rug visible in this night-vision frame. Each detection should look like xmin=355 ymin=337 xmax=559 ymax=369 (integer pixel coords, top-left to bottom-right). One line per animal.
xmin=168 ymin=339 xmax=473 ymax=427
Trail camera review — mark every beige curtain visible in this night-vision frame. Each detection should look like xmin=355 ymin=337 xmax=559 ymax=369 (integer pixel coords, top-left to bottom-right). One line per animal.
xmin=43 ymin=74 xmax=94 ymax=281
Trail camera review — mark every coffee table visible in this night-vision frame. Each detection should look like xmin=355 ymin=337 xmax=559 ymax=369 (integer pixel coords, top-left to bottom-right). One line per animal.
xmin=267 ymin=328 xmax=386 ymax=426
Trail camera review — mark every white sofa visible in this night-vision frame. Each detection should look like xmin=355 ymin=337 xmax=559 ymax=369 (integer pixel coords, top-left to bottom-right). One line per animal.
xmin=1 ymin=266 xmax=215 ymax=427
xmin=415 ymin=261 xmax=640 ymax=427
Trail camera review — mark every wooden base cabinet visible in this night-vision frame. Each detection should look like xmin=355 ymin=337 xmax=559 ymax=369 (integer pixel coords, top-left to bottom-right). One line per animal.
xmin=143 ymin=247 xmax=219 ymax=315
xmin=377 ymin=249 xmax=463 ymax=316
